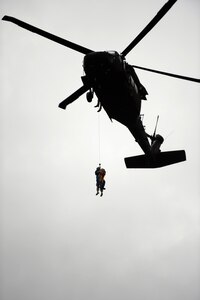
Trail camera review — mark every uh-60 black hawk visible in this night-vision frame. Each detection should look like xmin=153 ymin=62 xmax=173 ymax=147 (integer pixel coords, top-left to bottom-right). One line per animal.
xmin=3 ymin=0 xmax=200 ymax=168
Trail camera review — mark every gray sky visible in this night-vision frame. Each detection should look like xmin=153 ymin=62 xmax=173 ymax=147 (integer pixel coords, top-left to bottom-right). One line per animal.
xmin=1 ymin=0 xmax=200 ymax=300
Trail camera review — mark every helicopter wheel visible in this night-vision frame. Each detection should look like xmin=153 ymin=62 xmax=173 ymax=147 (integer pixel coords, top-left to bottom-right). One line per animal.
xmin=86 ymin=90 xmax=93 ymax=102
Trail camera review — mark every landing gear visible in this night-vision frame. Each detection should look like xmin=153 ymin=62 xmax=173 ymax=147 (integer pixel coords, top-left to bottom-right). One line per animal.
xmin=150 ymin=134 xmax=164 ymax=153
xmin=86 ymin=89 xmax=94 ymax=102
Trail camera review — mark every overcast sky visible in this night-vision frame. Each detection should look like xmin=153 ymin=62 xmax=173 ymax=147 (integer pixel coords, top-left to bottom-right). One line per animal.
xmin=1 ymin=0 xmax=200 ymax=300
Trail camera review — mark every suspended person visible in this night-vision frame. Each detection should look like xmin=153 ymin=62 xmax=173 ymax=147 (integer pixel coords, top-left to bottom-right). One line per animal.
xmin=95 ymin=164 xmax=101 ymax=186
xmin=95 ymin=164 xmax=102 ymax=195
xmin=95 ymin=165 xmax=106 ymax=196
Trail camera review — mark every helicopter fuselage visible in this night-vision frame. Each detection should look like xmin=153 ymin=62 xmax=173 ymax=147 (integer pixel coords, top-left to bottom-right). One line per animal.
xmin=83 ymin=51 xmax=152 ymax=155
xmin=2 ymin=0 xmax=188 ymax=167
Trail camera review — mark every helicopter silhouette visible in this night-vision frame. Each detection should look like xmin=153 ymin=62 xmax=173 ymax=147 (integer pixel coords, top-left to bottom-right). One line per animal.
xmin=2 ymin=0 xmax=200 ymax=168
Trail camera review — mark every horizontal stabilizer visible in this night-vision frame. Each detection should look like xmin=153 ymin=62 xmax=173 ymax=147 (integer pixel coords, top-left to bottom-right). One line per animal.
xmin=125 ymin=150 xmax=186 ymax=168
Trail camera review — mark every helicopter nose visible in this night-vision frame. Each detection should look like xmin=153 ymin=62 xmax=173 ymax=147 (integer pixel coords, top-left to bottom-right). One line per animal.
xmin=83 ymin=52 xmax=108 ymax=75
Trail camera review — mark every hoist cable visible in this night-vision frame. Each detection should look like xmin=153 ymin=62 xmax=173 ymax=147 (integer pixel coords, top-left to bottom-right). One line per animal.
xmin=98 ymin=112 xmax=101 ymax=164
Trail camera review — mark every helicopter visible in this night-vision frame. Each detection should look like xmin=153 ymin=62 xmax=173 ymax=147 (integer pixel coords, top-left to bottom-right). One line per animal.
xmin=2 ymin=0 xmax=200 ymax=168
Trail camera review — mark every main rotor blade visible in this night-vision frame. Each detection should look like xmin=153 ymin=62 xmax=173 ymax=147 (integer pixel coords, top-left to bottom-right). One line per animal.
xmin=121 ymin=0 xmax=177 ymax=57
xmin=131 ymin=65 xmax=200 ymax=83
xmin=58 ymin=85 xmax=89 ymax=110
xmin=2 ymin=15 xmax=93 ymax=55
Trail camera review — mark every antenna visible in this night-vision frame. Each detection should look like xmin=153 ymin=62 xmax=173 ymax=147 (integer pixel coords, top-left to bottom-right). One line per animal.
xmin=152 ymin=115 xmax=159 ymax=139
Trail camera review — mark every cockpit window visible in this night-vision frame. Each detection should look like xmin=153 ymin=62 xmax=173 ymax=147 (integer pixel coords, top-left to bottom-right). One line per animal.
xmin=107 ymin=50 xmax=117 ymax=55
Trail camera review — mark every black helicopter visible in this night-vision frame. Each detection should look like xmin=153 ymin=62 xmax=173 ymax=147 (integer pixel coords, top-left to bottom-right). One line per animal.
xmin=2 ymin=0 xmax=200 ymax=168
